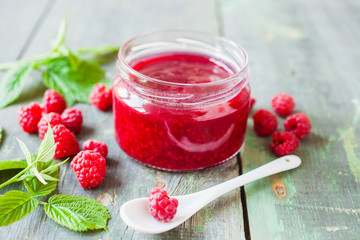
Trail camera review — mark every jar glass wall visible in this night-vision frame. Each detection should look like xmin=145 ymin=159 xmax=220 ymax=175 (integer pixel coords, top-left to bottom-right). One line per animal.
xmin=113 ymin=31 xmax=250 ymax=171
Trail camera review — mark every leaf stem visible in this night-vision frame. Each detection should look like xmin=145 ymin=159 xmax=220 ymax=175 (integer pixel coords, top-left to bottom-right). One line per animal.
xmin=0 ymin=160 xmax=38 ymax=189
xmin=0 ymin=45 xmax=120 ymax=71
xmin=38 ymin=200 xmax=47 ymax=205
xmin=0 ymin=52 xmax=58 ymax=71
xmin=74 ymin=44 xmax=120 ymax=55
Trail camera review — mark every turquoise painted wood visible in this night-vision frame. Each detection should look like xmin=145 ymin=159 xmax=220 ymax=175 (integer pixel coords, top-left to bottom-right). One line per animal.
xmin=221 ymin=0 xmax=360 ymax=239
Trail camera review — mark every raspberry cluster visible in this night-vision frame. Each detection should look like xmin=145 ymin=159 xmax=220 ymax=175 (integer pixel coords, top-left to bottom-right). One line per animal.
xmin=148 ymin=188 xmax=178 ymax=222
xmin=17 ymin=88 xmax=110 ymax=189
xmin=251 ymin=94 xmax=312 ymax=156
xmin=17 ymin=90 xmax=82 ymax=158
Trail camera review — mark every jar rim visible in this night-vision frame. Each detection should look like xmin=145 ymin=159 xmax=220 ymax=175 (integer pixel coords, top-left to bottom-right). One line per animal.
xmin=118 ymin=30 xmax=248 ymax=87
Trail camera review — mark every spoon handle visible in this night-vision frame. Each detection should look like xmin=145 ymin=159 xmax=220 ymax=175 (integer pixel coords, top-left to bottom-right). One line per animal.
xmin=179 ymin=155 xmax=301 ymax=208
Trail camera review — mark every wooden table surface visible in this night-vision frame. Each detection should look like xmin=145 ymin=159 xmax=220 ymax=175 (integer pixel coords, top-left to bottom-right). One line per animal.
xmin=0 ymin=0 xmax=359 ymax=239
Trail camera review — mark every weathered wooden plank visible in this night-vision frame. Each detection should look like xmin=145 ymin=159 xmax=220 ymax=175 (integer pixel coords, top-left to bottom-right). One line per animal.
xmin=221 ymin=0 xmax=360 ymax=239
xmin=0 ymin=0 xmax=52 ymax=108
xmin=0 ymin=0 xmax=52 ymax=62
xmin=0 ymin=0 xmax=246 ymax=239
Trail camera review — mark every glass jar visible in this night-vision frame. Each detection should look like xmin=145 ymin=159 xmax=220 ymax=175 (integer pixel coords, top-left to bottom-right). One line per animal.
xmin=113 ymin=30 xmax=250 ymax=171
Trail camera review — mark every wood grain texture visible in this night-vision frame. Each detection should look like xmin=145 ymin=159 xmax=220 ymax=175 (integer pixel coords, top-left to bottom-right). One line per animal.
xmin=0 ymin=0 xmax=245 ymax=239
xmin=220 ymin=0 xmax=360 ymax=239
xmin=0 ymin=0 xmax=52 ymax=101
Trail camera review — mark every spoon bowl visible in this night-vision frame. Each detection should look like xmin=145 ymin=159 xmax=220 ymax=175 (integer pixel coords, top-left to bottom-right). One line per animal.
xmin=120 ymin=155 xmax=301 ymax=234
xmin=120 ymin=196 xmax=191 ymax=234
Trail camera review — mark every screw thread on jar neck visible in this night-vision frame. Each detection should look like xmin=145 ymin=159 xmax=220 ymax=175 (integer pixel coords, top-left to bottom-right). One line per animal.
xmin=115 ymin=30 xmax=249 ymax=108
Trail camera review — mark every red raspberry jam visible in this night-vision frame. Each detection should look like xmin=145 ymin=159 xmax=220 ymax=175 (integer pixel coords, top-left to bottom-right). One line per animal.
xmin=132 ymin=55 xmax=231 ymax=84
xmin=113 ymin=31 xmax=250 ymax=171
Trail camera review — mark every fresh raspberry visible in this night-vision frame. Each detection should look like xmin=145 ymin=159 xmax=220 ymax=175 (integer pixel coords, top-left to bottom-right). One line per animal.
xmin=61 ymin=108 xmax=83 ymax=133
xmin=82 ymin=139 xmax=108 ymax=158
xmin=37 ymin=112 xmax=62 ymax=139
xmin=271 ymin=93 xmax=295 ymax=117
xmin=70 ymin=150 xmax=106 ymax=189
xmin=89 ymin=84 xmax=113 ymax=111
xmin=250 ymin=98 xmax=256 ymax=110
xmin=270 ymin=131 xmax=300 ymax=156
xmin=42 ymin=89 xmax=67 ymax=114
xmin=252 ymin=109 xmax=278 ymax=136
xmin=17 ymin=102 xmax=43 ymax=133
xmin=149 ymin=188 xmax=178 ymax=222
xmin=52 ymin=124 xmax=80 ymax=158
xmin=284 ymin=113 xmax=312 ymax=139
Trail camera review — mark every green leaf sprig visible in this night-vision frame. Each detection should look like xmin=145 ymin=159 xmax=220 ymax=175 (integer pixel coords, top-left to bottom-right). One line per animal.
xmin=0 ymin=15 xmax=119 ymax=108
xmin=0 ymin=126 xmax=110 ymax=231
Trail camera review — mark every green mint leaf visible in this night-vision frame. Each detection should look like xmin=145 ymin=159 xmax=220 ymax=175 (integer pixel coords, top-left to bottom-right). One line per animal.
xmin=23 ymin=159 xmax=58 ymax=197
xmin=90 ymin=51 xmax=118 ymax=65
xmin=0 ymin=62 xmax=33 ymax=109
xmin=0 ymin=126 xmax=3 ymax=145
xmin=0 ymin=158 xmax=27 ymax=171
xmin=23 ymin=181 xmax=35 ymax=196
xmin=36 ymin=124 xmax=55 ymax=163
xmin=75 ymin=45 xmax=120 ymax=64
xmin=40 ymin=173 xmax=60 ymax=182
xmin=42 ymin=56 xmax=108 ymax=106
xmin=15 ymin=137 xmax=32 ymax=165
xmin=44 ymin=195 xmax=111 ymax=231
xmin=31 ymin=167 xmax=47 ymax=185
xmin=0 ymin=190 xmax=38 ymax=226
xmin=68 ymin=50 xmax=81 ymax=70
xmin=16 ymin=138 xmax=47 ymax=185
xmin=52 ymin=14 xmax=67 ymax=52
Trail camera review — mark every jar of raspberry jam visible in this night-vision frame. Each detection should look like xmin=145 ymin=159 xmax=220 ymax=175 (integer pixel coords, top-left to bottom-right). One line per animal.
xmin=113 ymin=31 xmax=250 ymax=171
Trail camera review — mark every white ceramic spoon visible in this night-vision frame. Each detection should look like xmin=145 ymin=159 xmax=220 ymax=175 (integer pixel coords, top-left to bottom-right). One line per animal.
xmin=120 ymin=155 xmax=301 ymax=234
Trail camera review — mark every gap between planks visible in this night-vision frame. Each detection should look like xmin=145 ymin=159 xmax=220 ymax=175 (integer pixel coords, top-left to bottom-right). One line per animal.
xmin=16 ymin=0 xmax=57 ymax=60
xmin=237 ymin=153 xmax=251 ymax=240
xmin=213 ymin=0 xmax=250 ymax=238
